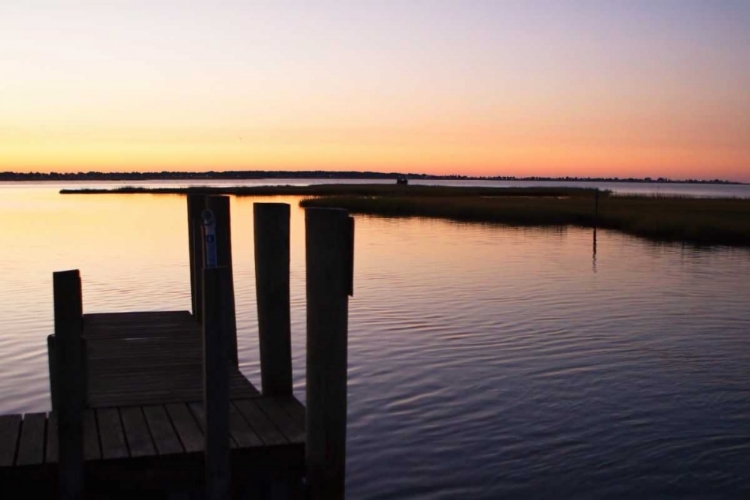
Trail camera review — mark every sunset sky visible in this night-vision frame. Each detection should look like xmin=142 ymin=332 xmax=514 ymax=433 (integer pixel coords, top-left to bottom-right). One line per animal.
xmin=1 ymin=1 xmax=749 ymax=181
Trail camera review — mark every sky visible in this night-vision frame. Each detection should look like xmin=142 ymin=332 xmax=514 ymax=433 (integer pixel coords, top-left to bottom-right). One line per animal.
xmin=1 ymin=1 xmax=749 ymax=181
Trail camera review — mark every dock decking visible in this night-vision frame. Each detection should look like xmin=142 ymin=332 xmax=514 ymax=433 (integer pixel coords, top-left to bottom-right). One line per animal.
xmin=0 ymin=397 xmax=305 ymax=467
xmin=0 ymin=310 xmax=306 ymax=498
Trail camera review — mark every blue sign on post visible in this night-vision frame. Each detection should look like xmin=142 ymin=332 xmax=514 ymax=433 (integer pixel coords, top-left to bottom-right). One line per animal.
xmin=202 ymin=209 xmax=218 ymax=268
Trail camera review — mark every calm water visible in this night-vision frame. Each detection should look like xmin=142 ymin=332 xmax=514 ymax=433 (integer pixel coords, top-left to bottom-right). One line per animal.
xmin=1 ymin=182 xmax=749 ymax=498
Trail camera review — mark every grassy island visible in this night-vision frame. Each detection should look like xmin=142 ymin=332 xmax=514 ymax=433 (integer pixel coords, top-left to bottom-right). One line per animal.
xmin=60 ymin=184 xmax=750 ymax=247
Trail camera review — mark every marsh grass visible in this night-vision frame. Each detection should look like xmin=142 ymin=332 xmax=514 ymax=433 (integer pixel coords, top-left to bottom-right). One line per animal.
xmin=300 ymin=192 xmax=750 ymax=247
xmin=60 ymin=184 xmax=750 ymax=247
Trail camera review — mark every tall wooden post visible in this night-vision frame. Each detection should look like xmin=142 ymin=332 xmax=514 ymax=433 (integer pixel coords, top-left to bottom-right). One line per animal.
xmin=254 ymin=203 xmax=293 ymax=396
xmin=305 ymin=208 xmax=354 ymax=500
xmin=205 ymin=196 xmax=238 ymax=365
xmin=53 ymin=269 xmax=85 ymax=499
xmin=203 ymin=266 xmax=232 ymax=499
xmin=188 ymin=194 xmax=207 ymax=321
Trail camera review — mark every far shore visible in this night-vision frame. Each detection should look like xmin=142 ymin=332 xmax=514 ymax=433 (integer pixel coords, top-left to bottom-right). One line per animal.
xmin=59 ymin=184 xmax=750 ymax=248
xmin=2 ymin=170 xmax=744 ymax=184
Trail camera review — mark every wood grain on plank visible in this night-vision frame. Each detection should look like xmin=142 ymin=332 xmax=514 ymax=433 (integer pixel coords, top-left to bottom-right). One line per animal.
xmin=16 ymin=412 xmax=47 ymax=466
xmin=229 ymin=402 xmax=263 ymax=448
xmin=233 ymin=399 xmax=286 ymax=446
xmin=166 ymin=403 xmax=203 ymax=453
xmin=0 ymin=414 xmax=22 ymax=467
xmin=46 ymin=412 xmax=58 ymax=464
xmin=188 ymin=402 xmax=238 ymax=449
xmin=83 ymin=409 xmax=101 ymax=461
xmin=120 ymin=407 xmax=156 ymax=458
xmin=256 ymin=398 xmax=304 ymax=444
xmin=97 ymin=408 xmax=129 ymax=459
xmin=275 ymin=396 xmax=306 ymax=429
xmin=143 ymin=405 xmax=183 ymax=456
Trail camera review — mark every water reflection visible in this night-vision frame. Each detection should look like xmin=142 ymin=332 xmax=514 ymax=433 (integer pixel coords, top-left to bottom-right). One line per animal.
xmin=593 ymin=227 xmax=598 ymax=273
xmin=1 ymin=185 xmax=750 ymax=498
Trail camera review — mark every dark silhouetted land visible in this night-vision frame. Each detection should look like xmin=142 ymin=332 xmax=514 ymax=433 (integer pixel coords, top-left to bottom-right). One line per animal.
xmin=1 ymin=169 xmax=743 ymax=184
xmin=59 ymin=184 xmax=750 ymax=247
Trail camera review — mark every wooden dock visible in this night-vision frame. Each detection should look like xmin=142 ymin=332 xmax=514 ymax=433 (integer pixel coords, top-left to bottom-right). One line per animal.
xmin=0 ymin=196 xmax=354 ymax=499
xmin=84 ymin=311 xmax=258 ymax=407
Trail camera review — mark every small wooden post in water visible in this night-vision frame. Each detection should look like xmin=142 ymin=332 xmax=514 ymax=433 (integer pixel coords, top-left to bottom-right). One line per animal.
xmin=305 ymin=208 xmax=354 ymax=500
xmin=53 ymin=269 xmax=85 ymax=499
xmin=202 ymin=266 xmax=232 ymax=499
xmin=188 ymin=194 xmax=207 ymax=321
xmin=594 ymin=188 xmax=600 ymax=226
xmin=205 ymin=196 xmax=238 ymax=365
xmin=254 ymin=203 xmax=292 ymax=396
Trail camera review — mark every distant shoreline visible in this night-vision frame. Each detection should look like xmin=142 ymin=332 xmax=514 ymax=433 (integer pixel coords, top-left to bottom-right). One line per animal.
xmin=0 ymin=170 xmax=744 ymax=185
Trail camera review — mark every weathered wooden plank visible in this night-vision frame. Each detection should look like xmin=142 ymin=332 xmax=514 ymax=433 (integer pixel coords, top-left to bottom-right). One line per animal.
xmin=0 ymin=414 xmax=21 ymax=467
xmin=85 ymin=327 xmax=197 ymax=339
xmin=88 ymin=387 xmax=258 ymax=409
xmin=166 ymin=403 xmax=203 ymax=453
xmin=120 ymin=407 xmax=156 ymax=458
xmin=89 ymin=377 xmax=254 ymax=387
xmin=229 ymin=402 xmax=263 ymax=448
xmin=143 ymin=405 xmax=183 ymax=456
xmin=233 ymin=399 xmax=286 ymax=446
xmin=88 ymin=380 xmax=257 ymax=399
xmin=16 ymin=413 xmax=47 ymax=466
xmin=83 ymin=410 xmax=100 ymax=461
xmin=46 ymin=412 xmax=58 ymax=464
xmin=275 ymin=397 xmax=306 ymax=430
xmin=255 ymin=398 xmax=305 ymax=443
xmin=188 ymin=403 xmax=238 ymax=449
xmin=97 ymin=408 xmax=129 ymax=459
xmin=255 ymin=399 xmax=304 ymax=444
xmin=84 ymin=310 xmax=191 ymax=323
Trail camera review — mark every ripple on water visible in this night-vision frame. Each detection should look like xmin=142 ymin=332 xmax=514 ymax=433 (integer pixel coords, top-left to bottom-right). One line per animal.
xmin=1 ymin=190 xmax=750 ymax=498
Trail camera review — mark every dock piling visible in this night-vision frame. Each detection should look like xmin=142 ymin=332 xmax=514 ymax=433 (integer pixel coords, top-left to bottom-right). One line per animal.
xmin=305 ymin=208 xmax=354 ymax=500
xmin=205 ymin=196 xmax=238 ymax=366
xmin=188 ymin=194 xmax=207 ymax=321
xmin=53 ymin=269 xmax=85 ymax=499
xmin=202 ymin=266 xmax=232 ymax=499
xmin=254 ymin=203 xmax=293 ymax=396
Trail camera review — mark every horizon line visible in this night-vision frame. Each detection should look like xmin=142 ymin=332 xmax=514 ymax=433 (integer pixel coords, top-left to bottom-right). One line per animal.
xmin=0 ymin=169 xmax=745 ymax=185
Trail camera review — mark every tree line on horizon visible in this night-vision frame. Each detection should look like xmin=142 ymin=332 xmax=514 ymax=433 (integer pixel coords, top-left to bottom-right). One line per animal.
xmin=0 ymin=170 xmax=739 ymax=184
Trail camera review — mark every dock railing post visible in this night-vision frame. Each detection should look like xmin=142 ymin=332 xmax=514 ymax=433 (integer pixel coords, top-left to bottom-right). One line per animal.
xmin=188 ymin=194 xmax=207 ymax=322
xmin=254 ymin=203 xmax=293 ymax=396
xmin=305 ymin=208 xmax=354 ymax=500
xmin=203 ymin=266 xmax=232 ymax=499
xmin=206 ymin=196 xmax=238 ymax=366
xmin=53 ymin=269 xmax=85 ymax=499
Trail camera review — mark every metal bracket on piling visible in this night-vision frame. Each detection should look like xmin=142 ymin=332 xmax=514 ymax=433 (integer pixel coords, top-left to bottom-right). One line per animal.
xmin=203 ymin=209 xmax=218 ymax=269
